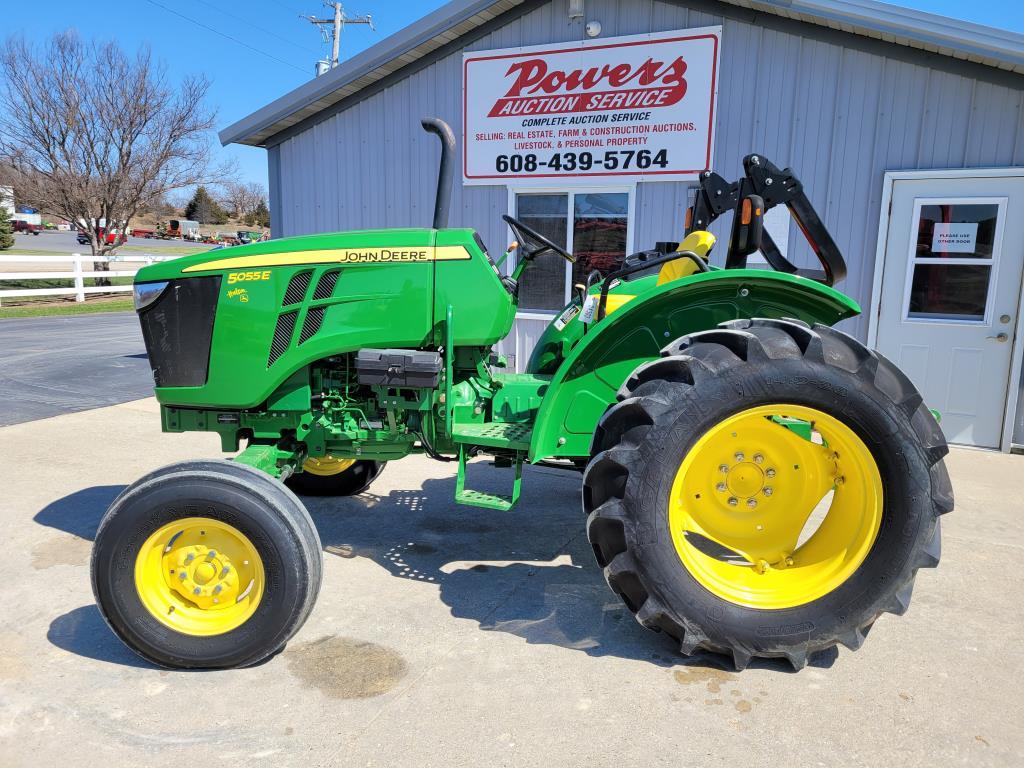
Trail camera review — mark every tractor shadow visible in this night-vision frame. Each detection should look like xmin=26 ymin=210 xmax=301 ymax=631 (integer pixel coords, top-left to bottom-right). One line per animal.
xmin=304 ymin=461 xmax=832 ymax=672
xmin=34 ymin=484 xmax=125 ymax=540
xmin=35 ymin=466 xmax=831 ymax=672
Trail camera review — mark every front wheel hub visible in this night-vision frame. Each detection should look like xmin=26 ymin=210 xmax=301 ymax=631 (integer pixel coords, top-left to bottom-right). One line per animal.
xmin=135 ymin=517 xmax=264 ymax=636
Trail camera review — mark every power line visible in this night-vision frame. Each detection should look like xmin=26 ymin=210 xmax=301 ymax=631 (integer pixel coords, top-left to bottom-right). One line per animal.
xmin=191 ymin=0 xmax=320 ymax=56
xmin=145 ymin=0 xmax=307 ymax=74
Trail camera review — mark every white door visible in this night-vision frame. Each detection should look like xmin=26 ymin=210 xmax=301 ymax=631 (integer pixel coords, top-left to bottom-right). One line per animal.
xmin=874 ymin=174 xmax=1024 ymax=448
xmin=499 ymin=190 xmax=631 ymax=371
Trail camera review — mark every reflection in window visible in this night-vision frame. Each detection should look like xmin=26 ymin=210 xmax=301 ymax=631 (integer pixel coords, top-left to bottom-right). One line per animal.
xmin=516 ymin=194 xmax=568 ymax=312
xmin=571 ymin=193 xmax=629 ymax=286
xmin=908 ymin=264 xmax=991 ymax=321
xmin=916 ymin=203 xmax=998 ymax=258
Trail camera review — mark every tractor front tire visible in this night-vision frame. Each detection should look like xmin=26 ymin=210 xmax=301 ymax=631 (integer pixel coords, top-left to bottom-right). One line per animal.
xmin=91 ymin=460 xmax=322 ymax=669
xmin=285 ymin=458 xmax=385 ymax=497
xmin=584 ymin=319 xmax=953 ymax=670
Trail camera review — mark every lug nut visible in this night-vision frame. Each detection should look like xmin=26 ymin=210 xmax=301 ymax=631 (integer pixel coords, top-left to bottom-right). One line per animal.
xmin=178 ymin=571 xmax=187 ymax=581
xmin=207 ymin=550 xmax=217 ymax=559
xmin=184 ymin=553 xmax=195 ymax=564
xmin=734 ymin=452 xmax=745 ymax=462
xmin=747 ymin=499 xmax=757 ymax=509
xmin=766 ymin=468 xmax=776 ymax=478
xmin=213 ymin=584 xmax=222 ymax=594
xmin=727 ymin=497 xmax=738 ymax=507
xmin=221 ymin=566 xmax=231 ymax=576
xmin=193 ymin=587 xmax=201 ymax=595
xmin=753 ymin=453 xmax=764 ymax=464
xmin=716 ymin=482 xmax=727 ymax=492
xmin=763 ymin=487 xmax=774 ymax=497
xmin=718 ymin=464 xmax=729 ymax=474
xmin=785 ymin=556 xmax=795 ymax=566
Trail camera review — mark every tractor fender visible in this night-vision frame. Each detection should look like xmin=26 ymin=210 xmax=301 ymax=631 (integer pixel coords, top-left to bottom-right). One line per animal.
xmin=527 ymin=269 xmax=861 ymax=462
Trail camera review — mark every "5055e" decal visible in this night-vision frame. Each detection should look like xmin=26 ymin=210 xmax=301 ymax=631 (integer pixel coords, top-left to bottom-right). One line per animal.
xmin=227 ymin=270 xmax=272 ymax=284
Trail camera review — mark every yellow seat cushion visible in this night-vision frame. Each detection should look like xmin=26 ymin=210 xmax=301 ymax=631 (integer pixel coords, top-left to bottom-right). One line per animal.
xmin=656 ymin=231 xmax=716 ymax=285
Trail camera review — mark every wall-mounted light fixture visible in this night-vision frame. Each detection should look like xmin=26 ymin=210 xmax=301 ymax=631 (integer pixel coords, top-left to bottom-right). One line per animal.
xmin=585 ymin=20 xmax=602 ymax=38
xmin=568 ymin=0 xmax=584 ymax=21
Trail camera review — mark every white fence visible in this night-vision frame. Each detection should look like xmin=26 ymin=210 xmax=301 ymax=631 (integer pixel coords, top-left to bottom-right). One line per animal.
xmin=0 ymin=253 xmax=177 ymax=306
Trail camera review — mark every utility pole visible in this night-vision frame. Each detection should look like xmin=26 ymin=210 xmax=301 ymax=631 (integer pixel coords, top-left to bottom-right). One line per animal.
xmin=303 ymin=2 xmax=374 ymax=69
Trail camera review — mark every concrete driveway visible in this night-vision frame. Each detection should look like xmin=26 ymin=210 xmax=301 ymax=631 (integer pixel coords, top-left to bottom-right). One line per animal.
xmin=0 ymin=313 xmax=151 ymax=426
xmin=1 ymin=398 xmax=1021 ymax=767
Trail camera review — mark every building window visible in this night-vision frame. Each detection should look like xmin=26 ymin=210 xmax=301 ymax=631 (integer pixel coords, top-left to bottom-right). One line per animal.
xmin=513 ymin=190 xmax=630 ymax=314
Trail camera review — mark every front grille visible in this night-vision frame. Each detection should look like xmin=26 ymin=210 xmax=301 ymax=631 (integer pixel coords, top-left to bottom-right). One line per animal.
xmin=138 ymin=277 xmax=221 ymax=387
xmin=268 ymin=311 xmax=298 ymax=367
xmin=283 ymin=271 xmax=312 ymax=305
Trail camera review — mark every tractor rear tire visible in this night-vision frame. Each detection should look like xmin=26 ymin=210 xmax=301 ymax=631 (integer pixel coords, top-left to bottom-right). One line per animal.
xmin=91 ymin=459 xmax=322 ymax=669
xmin=285 ymin=459 xmax=385 ymax=497
xmin=583 ymin=318 xmax=952 ymax=670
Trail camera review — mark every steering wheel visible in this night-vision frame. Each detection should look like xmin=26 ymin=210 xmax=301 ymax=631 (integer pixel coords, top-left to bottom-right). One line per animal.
xmin=502 ymin=214 xmax=576 ymax=263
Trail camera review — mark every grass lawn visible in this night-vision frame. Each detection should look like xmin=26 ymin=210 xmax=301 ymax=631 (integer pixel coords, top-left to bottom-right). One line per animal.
xmin=0 ymin=248 xmax=70 ymax=256
xmin=0 ymin=297 xmax=134 ymax=318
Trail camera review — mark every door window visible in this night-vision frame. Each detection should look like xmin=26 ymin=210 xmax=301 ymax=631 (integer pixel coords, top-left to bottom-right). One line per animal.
xmin=514 ymin=191 xmax=630 ymax=314
xmin=904 ymin=200 xmax=1003 ymax=322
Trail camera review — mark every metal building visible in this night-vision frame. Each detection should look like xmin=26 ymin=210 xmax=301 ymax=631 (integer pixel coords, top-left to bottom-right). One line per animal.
xmin=221 ymin=0 xmax=1024 ymax=451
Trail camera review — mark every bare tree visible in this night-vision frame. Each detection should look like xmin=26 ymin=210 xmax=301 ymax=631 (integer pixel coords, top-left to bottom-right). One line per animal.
xmin=0 ymin=32 xmax=233 ymax=267
xmin=222 ymin=181 xmax=268 ymax=223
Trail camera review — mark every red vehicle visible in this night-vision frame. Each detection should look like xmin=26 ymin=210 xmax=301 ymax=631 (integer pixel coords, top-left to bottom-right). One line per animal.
xmin=76 ymin=227 xmax=127 ymax=246
xmin=12 ymin=219 xmax=41 ymax=235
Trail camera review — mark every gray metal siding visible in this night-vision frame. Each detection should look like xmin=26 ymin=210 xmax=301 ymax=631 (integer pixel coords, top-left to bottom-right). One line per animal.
xmin=271 ymin=0 xmax=1024 ymax=340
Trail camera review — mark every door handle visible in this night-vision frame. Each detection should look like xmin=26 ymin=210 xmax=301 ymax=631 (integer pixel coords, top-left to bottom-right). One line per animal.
xmin=986 ymin=333 xmax=1009 ymax=342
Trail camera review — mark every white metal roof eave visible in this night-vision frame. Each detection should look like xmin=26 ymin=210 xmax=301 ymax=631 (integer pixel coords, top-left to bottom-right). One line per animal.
xmin=725 ymin=0 xmax=1024 ymax=72
xmin=219 ymin=0 xmax=1024 ymax=148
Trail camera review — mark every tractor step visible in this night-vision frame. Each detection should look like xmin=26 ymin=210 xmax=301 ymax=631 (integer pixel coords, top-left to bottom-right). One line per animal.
xmin=454 ymin=443 xmax=524 ymax=511
xmin=451 ymin=421 xmax=532 ymax=451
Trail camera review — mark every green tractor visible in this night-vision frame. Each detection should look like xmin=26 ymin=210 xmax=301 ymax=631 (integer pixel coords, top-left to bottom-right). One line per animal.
xmin=91 ymin=119 xmax=952 ymax=671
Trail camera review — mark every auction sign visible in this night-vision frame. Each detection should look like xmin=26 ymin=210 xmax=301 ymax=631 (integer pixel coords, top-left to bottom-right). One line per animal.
xmin=462 ymin=27 xmax=720 ymax=184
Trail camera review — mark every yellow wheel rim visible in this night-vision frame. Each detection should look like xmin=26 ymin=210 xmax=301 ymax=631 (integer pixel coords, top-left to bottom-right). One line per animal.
xmin=668 ymin=404 xmax=883 ymax=610
xmin=134 ymin=517 xmax=264 ymax=636
xmin=302 ymin=456 xmax=356 ymax=476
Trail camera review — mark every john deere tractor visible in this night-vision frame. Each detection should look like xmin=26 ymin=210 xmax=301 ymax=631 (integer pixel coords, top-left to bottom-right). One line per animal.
xmin=91 ymin=119 xmax=952 ymax=671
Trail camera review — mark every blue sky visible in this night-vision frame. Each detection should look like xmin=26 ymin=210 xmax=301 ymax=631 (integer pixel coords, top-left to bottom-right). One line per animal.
xmin=3 ymin=1 xmax=1021 ymax=189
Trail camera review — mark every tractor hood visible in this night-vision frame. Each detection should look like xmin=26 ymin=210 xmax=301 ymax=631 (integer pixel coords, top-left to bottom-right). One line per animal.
xmin=132 ymin=226 xmax=516 ymax=410
xmin=135 ymin=228 xmax=441 ymax=282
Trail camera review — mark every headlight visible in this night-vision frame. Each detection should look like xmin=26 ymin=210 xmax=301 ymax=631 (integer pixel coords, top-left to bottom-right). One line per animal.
xmin=133 ymin=281 xmax=169 ymax=312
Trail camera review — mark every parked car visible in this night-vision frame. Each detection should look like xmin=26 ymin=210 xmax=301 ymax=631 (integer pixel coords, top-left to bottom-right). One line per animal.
xmin=12 ymin=220 xmax=41 ymax=235
xmin=76 ymin=228 xmax=127 ymax=246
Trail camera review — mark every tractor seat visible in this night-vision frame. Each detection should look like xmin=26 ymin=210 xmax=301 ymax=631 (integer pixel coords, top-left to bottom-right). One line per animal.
xmin=656 ymin=231 xmax=716 ymax=285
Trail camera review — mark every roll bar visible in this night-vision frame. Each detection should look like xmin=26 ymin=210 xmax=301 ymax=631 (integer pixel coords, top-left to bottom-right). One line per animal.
xmin=686 ymin=154 xmax=847 ymax=286
xmin=421 ymin=118 xmax=456 ymax=230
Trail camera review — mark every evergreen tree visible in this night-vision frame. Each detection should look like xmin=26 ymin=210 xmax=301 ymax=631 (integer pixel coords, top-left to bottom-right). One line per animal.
xmin=184 ymin=186 xmax=228 ymax=225
xmin=0 ymin=205 xmax=14 ymax=250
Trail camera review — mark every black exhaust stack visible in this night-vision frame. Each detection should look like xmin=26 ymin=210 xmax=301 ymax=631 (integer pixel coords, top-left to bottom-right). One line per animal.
xmin=421 ymin=117 xmax=456 ymax=230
